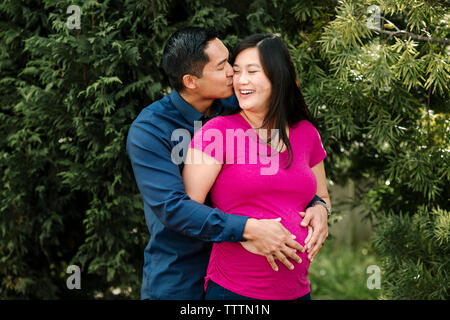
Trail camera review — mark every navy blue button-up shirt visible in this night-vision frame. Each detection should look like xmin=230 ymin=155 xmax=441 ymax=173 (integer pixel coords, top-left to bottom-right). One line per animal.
xmin=126 ymin=90 xmax=249 ymax=299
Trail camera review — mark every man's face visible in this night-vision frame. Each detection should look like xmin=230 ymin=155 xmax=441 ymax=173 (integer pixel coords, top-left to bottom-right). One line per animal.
xmin=195 ymin=38 xmax=234 ymax=99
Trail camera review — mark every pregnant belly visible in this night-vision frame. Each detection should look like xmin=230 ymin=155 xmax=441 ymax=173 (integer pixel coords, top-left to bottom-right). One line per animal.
xmin=238 ymin=206 xmax=309 ymax=246
xmin=278 ymin=207 xmax=308 ymax=245
xmin=206 ymin=208 xmax=311 ymax=298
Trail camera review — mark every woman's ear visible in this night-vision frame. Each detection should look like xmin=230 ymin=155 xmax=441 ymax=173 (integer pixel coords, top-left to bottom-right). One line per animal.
xmin=182 ymin=74 xmax=198 ymax=90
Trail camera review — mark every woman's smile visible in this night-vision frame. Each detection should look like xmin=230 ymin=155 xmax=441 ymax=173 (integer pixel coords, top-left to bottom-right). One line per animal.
xmin=238 ymin=89 xmax=255 ymax=99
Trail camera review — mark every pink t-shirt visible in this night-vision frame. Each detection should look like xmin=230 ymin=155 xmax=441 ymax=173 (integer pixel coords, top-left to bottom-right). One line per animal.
xmin=189 ymin=113 xmax=327 ymax=300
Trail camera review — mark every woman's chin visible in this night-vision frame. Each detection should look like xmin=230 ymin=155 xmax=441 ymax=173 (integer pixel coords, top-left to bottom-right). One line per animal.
xmin=238 ymin=104 xmax=253 ymax=111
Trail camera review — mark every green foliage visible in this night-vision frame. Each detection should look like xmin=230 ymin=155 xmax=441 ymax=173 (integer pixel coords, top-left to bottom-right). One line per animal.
xmin=309 ymin=241 xmax=380 ymax=300
xmin=1 ymin=0 xmax=448 ymax=299
xmin=310 ymin=0 xmax=449 ymax=299
xmin=373 ymin=207 xmax=450 ymax=299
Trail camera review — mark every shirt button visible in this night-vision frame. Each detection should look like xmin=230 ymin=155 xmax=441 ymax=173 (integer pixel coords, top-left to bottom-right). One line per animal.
xmin=230 ymin=235 xmax=235 ymax=241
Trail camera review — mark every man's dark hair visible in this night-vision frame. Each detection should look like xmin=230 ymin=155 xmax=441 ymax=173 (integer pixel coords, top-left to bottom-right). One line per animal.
xmin=162 ymin=27 xmax=218 ymax=92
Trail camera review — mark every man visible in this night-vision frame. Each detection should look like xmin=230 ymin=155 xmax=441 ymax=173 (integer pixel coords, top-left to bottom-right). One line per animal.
xmin=126 ymin=27 xmax=330 ymax=300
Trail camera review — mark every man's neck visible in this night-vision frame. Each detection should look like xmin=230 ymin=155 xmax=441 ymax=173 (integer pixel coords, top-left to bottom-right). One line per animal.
xmin=179 ymin=91 xmax=214 ymax=116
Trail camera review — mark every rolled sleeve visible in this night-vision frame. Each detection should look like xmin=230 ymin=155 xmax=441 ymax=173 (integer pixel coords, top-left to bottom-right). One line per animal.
xmin=219 ymin=213 xmax=248 ymax=242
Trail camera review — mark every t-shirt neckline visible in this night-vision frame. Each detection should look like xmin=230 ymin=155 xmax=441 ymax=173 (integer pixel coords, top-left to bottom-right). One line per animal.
xmin=235 ymin=112 xmax=290 ymax=155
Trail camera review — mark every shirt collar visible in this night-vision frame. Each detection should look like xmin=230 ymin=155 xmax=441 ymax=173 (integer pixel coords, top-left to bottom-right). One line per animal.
xmin=170 ymin=89 xmax=224 ymax=124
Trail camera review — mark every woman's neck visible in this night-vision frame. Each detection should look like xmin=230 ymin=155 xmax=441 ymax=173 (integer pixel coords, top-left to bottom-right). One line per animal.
xmin=240 ymin=109 xmax=290 ymax=152
xmin=240 ymin=109 xmax=265 ymax=129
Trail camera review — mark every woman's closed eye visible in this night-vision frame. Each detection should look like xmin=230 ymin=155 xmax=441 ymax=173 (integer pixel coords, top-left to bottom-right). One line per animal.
xmin=233 ymin=69 xmax=258 ymax=74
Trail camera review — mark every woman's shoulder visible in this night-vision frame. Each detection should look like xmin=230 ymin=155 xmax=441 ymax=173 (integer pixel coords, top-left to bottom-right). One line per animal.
xmin=293 ymin=119 xmax=318 ymax=132
xmin=291 ymin=120 xmax=323 ymax=142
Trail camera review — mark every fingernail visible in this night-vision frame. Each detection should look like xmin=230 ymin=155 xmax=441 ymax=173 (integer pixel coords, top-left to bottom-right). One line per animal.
xmin=292 ymin=235 xmax=296 ymax=239
xmin=290 ymin=265 xmax=294 ymax=270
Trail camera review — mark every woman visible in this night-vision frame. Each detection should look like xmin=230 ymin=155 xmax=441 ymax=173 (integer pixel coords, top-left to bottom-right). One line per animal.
xmin=182 ymin=34 xmax=331 ymax=300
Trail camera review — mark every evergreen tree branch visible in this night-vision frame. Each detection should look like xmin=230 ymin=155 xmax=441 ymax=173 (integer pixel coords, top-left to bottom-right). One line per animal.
xmin=379 ymin=16 xmax=400 ymax=32
xmin=426 ymin=86 xmax=432 ymax=148
xmin=151 ymin=0 xmax=157 ymax=19
xmin=370 ymin=27 xmax=450 ymax=45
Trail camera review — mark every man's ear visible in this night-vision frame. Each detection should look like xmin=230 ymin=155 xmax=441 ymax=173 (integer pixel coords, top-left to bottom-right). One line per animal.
xmin=182 ymin=74 xmax=198 ymax=90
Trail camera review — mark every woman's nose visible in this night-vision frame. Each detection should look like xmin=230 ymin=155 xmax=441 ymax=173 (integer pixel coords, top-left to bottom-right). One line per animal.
xmin=237 ymin=72 xmax=249 ymax=84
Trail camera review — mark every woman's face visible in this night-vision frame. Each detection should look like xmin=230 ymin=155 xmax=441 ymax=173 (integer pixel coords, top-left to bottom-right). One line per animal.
xmin=233 ymin=48 xmax=272 ymax=114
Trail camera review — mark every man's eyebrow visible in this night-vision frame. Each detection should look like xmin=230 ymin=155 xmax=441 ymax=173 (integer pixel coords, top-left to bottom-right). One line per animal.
xmin=217 ymin=58 xmax=228 ymax=66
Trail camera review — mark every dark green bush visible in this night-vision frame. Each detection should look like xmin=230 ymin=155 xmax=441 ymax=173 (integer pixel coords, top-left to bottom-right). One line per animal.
xmin=1 ymin=0 xmax=448 ymax=299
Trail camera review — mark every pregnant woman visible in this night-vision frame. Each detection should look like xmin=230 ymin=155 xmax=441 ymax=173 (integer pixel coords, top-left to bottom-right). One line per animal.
xmin=182 ymin=33 xmax=331 ymax=300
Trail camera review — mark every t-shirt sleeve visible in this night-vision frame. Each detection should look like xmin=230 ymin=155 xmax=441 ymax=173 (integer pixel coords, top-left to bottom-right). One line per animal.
xmin=308 ymin=122 xmax=327 ymax=168
xmin=189 ymin=117 xmax=226 ymax=163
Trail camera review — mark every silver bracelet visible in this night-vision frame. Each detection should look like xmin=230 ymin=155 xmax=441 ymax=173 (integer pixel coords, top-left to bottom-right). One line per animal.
xmin=313 ymin=200 xmax=331 ymax=217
